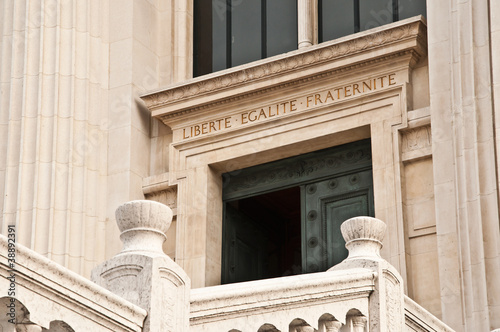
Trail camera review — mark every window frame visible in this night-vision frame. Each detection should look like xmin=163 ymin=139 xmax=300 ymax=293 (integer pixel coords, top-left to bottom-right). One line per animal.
xmin=193 ymin=0 xmax=299 ymax=77
xmin=193 ymin=0 xmax=425 ymax=77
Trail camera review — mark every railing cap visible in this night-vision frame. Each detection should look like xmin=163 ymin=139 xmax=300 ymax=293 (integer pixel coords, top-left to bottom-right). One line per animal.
xmin=115 ymin=200 xmax=173 ymax=255
xmin=341 ymin=216 xmax=386 ymax=260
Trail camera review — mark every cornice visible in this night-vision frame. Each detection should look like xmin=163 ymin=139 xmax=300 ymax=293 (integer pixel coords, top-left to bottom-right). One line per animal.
xmin=141 ymin=16 xmax=427 ymax=122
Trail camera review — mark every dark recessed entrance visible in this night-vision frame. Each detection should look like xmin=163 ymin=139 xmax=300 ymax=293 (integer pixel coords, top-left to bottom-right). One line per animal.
xmin=222 ymin=139 xmax=374 ymax=284
xmin=224 ymin=186 xmax=302 ymax=283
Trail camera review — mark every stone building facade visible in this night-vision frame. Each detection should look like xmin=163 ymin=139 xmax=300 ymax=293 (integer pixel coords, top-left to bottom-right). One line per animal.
xmin=1 ymin=1 xmax=500 ymax=331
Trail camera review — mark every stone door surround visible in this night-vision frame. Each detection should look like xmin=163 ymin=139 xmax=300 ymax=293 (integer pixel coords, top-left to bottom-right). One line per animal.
xmin=141 ymin=17 xmax=427 ymax=287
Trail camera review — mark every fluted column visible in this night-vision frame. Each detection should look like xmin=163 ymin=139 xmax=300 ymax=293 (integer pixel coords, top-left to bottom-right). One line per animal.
xmin=427 ymin=0 xmax=500 ymax=329
xmin=0 ymin=0 xmax=109 ymax=277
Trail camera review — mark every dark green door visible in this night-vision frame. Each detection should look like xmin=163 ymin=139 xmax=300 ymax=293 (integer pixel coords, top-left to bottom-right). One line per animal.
xmin=301 ymin=170 xmax=374 ymax=273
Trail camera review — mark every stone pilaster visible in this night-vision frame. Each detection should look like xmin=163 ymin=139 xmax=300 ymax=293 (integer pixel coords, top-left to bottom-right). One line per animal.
xmin=427 ymin=0 xmax=500 ymax=330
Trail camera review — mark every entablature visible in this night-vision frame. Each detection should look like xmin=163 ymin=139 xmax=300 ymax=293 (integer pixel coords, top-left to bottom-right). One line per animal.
xmin=141 ymin=16 xmax=427 ymax=134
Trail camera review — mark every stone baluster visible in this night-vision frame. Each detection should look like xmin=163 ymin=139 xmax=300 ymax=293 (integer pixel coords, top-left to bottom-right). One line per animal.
xmin=329 ymin=216 xmax=405 ymax=332
xmin=350 ymin=315 xmax=367 ymax=332
xmin=324 ymin=320 xmax=342 ymax=332
xmin=91 ymin=200 xmax=190 ymax=332
xmin=296 ymin=325 xmax=315 ymax=332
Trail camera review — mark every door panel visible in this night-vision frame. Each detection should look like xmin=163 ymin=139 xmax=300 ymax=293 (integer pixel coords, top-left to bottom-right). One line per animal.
xmin=323 ymin=193 xmax=369 ymax=268
xmin=302 ymin=170 xmax=374 ymax=272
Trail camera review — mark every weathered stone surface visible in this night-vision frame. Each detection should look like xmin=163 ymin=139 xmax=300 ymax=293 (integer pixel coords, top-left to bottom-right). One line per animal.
xmin=341 ymin=216 xmax=386 ymax=260
xmin=115 ymin=200 xmax=173 ymax=255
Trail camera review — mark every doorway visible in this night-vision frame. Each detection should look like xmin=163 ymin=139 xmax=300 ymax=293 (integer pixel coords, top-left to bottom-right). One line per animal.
xmin=221 ymin=139 xmax=374 ymax=284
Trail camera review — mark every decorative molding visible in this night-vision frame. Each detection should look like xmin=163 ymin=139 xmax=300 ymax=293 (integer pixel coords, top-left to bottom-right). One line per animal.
xmin=384 ymin=270 xmax=401 ymax=332
xmin=145 ymin=187 xmax=178 ymax=212
xmin=190 ymin=271 xmax=374 ymax=325
xmin=223 ymin=141 xmax=372 ymax=200
xmin=159 ymin=267 xmax=187 ymax=288
xmin=100 ymin=265 xmax=144 ymax=282
xmin=402 ymin=126 xmax=432 ymax=153
xmin=159 ymin=51 xmax=416 ymax=126
xmin=141 ymin=17 xmax=427 ymax=122
xmin=159 ymin=268 xmax=187 ymax=332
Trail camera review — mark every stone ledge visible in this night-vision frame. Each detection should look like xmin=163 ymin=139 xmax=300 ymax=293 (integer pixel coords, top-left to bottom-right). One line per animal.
xmin=190 ymin=268 xmax=375 ymax=324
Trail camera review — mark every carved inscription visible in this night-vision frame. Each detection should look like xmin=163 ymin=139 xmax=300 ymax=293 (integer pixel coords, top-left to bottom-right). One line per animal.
xmin=181 ymin=74 xmax=397 ymax=139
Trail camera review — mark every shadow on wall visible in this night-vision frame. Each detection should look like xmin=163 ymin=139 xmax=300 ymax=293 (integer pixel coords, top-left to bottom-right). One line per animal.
xmin=0 ymin=297 xmax=74 ymax=332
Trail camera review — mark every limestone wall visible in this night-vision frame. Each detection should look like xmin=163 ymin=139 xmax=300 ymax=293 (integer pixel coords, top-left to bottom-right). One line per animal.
xmin=0 ymin=0 xmax=184 ymax=277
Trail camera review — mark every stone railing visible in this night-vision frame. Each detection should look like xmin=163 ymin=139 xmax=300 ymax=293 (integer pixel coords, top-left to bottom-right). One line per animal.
xmin=92 ymin=200 xmax=456 ymax=332
xmin=1 ymin=200 xmax=457 ymax=331
xmin=404 ymin=296 xmax=456 ymax=332
xmin=0 ymin=231 xmax=146 ymax=331
xmin=190 ymin=269 xmax=372 ymax=332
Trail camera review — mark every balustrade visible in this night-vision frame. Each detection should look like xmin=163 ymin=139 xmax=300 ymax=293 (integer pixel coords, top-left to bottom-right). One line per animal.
xmin=0 ymin=200 xmax=456 ymax=331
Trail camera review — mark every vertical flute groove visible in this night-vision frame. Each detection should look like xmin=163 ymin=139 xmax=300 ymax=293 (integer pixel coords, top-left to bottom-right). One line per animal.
xmin=51 ymin=0 xmax=74 ymax=266
xmin=33 ymin=0 xmax=59 ymax=256
xmin=18 ymin=0 xmax=42 ymax=247
xmin=3 ymin=1 xmax=27 ymax=239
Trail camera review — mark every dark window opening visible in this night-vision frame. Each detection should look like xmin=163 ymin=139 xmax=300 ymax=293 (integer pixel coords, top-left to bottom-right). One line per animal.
xmin=319 ymin=0 xmax=426 ymax=42
xmin=194 ymin=0 xmax=298 ymax=77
